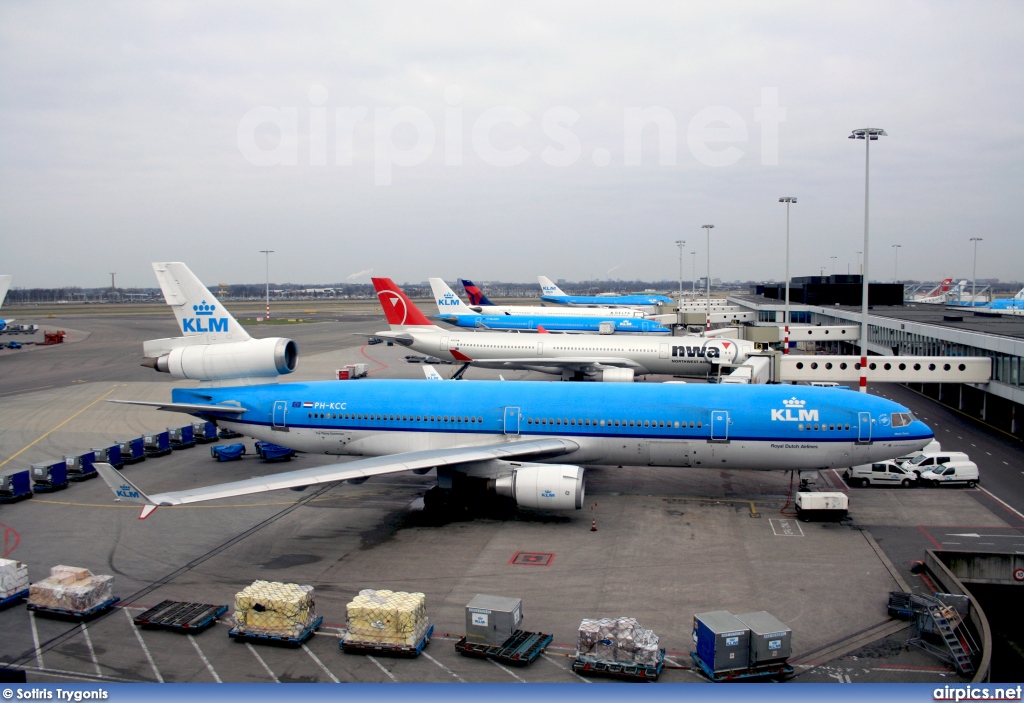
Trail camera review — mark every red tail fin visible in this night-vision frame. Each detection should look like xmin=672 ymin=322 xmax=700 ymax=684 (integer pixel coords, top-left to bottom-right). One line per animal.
xmin=537 ymin=325 xmax=550 ymax=334
xmin=371 ymin=278 xmax=435 ymax=326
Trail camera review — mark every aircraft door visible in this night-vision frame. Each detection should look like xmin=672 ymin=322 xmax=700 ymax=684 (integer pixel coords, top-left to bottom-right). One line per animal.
xmin=857 ymin=412 xmax=872 ymax=443
xmin=504 ymin=407 xmax=520 ymax=435
xmin=659 ymin=343 xmax=669 ymax=359
xmin=272 ymin=400 xmax=288 ymax=430
xmin=710 ymin=410 xmax=729 ymax=441
xmin=536 ymin=342 xmax=543 ymax=355
xmin=440 ymin=337 xmax=449 ymax=351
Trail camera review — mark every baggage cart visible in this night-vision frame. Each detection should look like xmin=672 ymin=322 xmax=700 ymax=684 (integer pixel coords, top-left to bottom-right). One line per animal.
xmin=28 ymin=596 xmax=121 ymax=621
xmin=117 ymin=437 xmax=146 ymax=465
xmin=572 ymin=649 xmax=666 ymax=681
xmin=30 ymin=462 xmax=69 ymax=492
xmin=690 ymin=651 xmax=794 ymax=681
xmin=91 ymin=444 xmax=123 ymax=470
xmin=255 ymin=441 xmax=296 ymax=462
xmin=143 ymin=431 xmax=171 ymax=458
xmin=228 ymin=615 xmax=323 ymax=648
xmin=218 ymin=428 xmax=243 ymax=439
xmin=65 ymin=452 xmax=98 ymax=482
xmin=192 ymin=421 xmax=218 ymax=444
xmin=211 ymin=443 xmax=246 ymax=462
xmin=133 ymin=600 xmax=228 ymax=633
xmin=169 ymin=425 xmax=196 ymax=449
xmin=454 ymin=629 xmax=552 ymax=666
xmin=342 ymin=622 xmax=434 ymax=657
xmin=0 ymin=470 xmax=33 ymax=503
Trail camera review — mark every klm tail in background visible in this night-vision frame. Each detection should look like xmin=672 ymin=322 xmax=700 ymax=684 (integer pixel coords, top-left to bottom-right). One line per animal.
xmin=461 ymin=279 xmax=496 ymax=307
xmin=428 ymin=278 xmax=477 ymax=316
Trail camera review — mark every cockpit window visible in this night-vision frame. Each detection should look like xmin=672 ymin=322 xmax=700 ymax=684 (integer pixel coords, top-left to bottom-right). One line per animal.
xmin=890 ymin=413 xmax=913 ymax=428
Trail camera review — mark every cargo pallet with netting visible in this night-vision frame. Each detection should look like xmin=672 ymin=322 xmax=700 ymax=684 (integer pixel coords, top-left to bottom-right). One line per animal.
xmin=229 ymin=615 xmax=323 ymax=647
xmin=454 ymin=629 xmax=552 ymax=665
xmin=690 ymin=651 xmax=793 ymax=682
xmin=133 ymin=600 xmax=228 ymax=633
xmin=572 ymin=649 xmax=666 ymax=681
xmin=342 ymin=622 xmax=434 ymax=657
xmin=0 ymin=589 xmax=29 ymax=610
xmin=28 ymin=596 xmax=121 ymax=621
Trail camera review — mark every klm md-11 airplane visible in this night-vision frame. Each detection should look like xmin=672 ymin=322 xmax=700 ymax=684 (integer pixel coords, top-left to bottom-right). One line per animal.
xmin=95 ymin=262 xmax=933 ymax=519
xmin=539 ymin=276 xmax=674 ymax=308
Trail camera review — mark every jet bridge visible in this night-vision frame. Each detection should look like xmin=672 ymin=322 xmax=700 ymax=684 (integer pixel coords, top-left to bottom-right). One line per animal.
xmin=715 ymin=351 xmax=992 ymax=385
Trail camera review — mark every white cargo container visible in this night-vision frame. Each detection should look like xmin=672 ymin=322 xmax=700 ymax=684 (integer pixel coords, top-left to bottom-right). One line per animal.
xmin=794 ymin=491 xmax=848 ymax=521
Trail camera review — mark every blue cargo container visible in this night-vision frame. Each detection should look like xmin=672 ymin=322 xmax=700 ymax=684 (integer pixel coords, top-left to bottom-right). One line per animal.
xmin=211 ymin=443 xmax=246 ymax=461
xmin=0 ymin=470 xmax=33 ymax=502
xmin=693 ymin=611 xmax=750 ymax=673
xmin=144 ymin=431 xmax=171 ymax=457
xmin=91 ymin=444 xmax=123 ymax=470
xmin=65 ymin=452 xmax=98 ymax=481
xmin=192 ymin=421 xmax=218 ymax=444
xmin=255 ymin=441 xmax=296 ymax=462
xmin=31 ymin=461 xmax=69 ymax=492
xmin=169 ymin=425 xmax=196 ymax=449
xmin=118 ymin=437 xmax=146 ymax=464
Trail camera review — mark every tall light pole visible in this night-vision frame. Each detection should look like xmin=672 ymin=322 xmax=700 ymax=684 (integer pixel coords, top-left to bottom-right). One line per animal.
xmin=702 ymin=225 xmax=714 ymax=333
xmin=891 ymin=244 xmax=901 ymax=283
xmin=830 ymin=256 xmax=837 ymax=276
xmin=675 ymin=240 xmax=685 ymax=300
xmin=850 ymin=127 xmax=887 ymax=393
xmin=691 ymin=251 xmax=696 ymax=295
xmin=856 ymin=250 xmax=862 ymax=275
xmin=259 ymin=249 xmax=274 ymax=320
xmin=970 ymin=237 xmax=983 ymax=304
xmin=778 ymin=197 xmax=797 ymax=355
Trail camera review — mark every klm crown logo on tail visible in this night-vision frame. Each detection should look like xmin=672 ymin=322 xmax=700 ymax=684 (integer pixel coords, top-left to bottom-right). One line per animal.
xmin=771 ymin=397 xmax=819 ymax=422
xmin=117 ymin=483 xmax=141 ymax=500
xmin=438 ymin=292 xmax=460 ymax=306
xmin=182 ymin=300 xmax=228 ymax=333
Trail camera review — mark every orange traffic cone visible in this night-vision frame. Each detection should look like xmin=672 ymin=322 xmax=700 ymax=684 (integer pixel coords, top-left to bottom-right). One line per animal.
xmin=590 ymin=519 xmax=597 ymax=532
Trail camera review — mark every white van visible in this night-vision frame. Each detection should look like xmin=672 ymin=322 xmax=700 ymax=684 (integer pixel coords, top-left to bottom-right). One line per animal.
xmin=843 ymin=461 xmax=918 ymax=488
xmin=896 ymin=440 xmax=942 ymax=464
xmin=902 ymin=451 xmax=970 ymax=476
xmin=918 ymin=461 xmax=979 ymax=488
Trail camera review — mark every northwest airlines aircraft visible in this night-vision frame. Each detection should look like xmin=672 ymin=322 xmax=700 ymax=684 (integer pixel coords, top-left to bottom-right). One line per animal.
xmin=97 ymin=262 xmax=933 ymax=518
xmin=375 ymin=278 xmax=751 ymax=381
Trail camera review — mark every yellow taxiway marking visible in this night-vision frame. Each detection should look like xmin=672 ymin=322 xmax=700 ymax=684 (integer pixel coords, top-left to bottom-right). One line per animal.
xmin=0 ymin=387 xmax=119 ymax=469
xmin=28 ymin=492 xmax=383 ymax=510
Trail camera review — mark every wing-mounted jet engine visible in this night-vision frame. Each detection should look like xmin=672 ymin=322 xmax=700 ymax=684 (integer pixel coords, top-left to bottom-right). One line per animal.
xmin=142 ymin=262 xmax=297 ymax=384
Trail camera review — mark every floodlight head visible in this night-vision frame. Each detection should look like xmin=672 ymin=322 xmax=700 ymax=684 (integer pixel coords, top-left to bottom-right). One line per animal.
xmin=850 ymin=128 xmax=887 ymax=140
xmin=702 ymin=224 xmax=714 ymax=230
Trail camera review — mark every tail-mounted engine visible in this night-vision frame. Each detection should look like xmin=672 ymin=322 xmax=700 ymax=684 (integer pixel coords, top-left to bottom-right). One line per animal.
xmin=143 ymin=337 xmax=297 ymax=381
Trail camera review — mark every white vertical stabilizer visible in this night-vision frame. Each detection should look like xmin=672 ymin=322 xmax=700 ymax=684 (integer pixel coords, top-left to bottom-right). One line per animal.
xmin=152 ymin=262 xmax=250 ymax=344
xmin=429 ymin=278 xmax=478 ymax=315
xmin=538 ymin=276 xmax=568 ymax=297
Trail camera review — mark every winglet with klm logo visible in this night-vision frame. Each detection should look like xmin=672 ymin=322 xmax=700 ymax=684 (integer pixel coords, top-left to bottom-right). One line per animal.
xmin=94 ymin=462 xmax=161 ymax=520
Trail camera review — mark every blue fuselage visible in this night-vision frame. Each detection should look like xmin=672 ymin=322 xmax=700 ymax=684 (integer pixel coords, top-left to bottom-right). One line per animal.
xmin=541 ymin=294 xmax=673 ymax=307
xmin=436 ymin=314 xmax=670 ymax=334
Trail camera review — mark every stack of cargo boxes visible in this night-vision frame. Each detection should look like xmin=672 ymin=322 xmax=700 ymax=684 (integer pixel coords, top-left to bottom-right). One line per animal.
xmin=344 ymin=589 xmax=431 ymax=647
xmin=576 ymin=617 xmax=661 ymax=667
xmin=28 ymin=565 xmax=115 ymax=612
xmin=0 ymin=558 xmax=29 ymax=603
xmin=693 ymin=610 xmax=792 ymax=678
xmin=735 ymin=611 xmax=792 ymax=666
xmin=465 ymin=594 xmax=523 ymax=646
xmin=233 ymin=581 xmax=318 ymax=639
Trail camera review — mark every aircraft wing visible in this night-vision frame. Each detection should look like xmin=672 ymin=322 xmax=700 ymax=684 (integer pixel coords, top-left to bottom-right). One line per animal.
xmin=106 ymin=399 xmax=248 ymax=414
xmin=94 ymin=438 xmax=579 ymax=519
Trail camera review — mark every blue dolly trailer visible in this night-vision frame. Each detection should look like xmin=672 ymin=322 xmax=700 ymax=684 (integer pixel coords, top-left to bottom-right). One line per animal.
xmin=255 ymin=441 xmax=296 ymax=462
xmin=134 ymin=600 xmax=229 ymax=633
xmin=455 ymin=629 xmax=553 ymax=666
xmin=31 ymin=461 xmax=69 ymax=492
xmin=144 ymin=431 xmax=171 ymax=458
xmin=211 ymin=444 xmax=246 ymax=462
xmin=117 ymin=437 xmax=146 ymax=465
xmin=91 ymin=444 xmax=123 ymax=470
xmin=572 ymin=649 xmax=666 ymax=681
xmin=229 ymin=615 xmax=324 ymax=648
xmin=342 ymin=623 xmax=435 ymax=657
xmin=64 ymin=452 xmax=98 ymax=482
xmin=169 ymin=425 xmax=196 ymax=449
xmin=28 ymin=596 xmax=121 ymax=621
xmin=0 ymin=470 xmax=33 ymax=503
xmin=192 ymin=421 xmax=218 ymax=444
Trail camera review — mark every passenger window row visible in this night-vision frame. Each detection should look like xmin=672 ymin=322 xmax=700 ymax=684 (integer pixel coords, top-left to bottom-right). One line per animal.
xmin=525 ymin=418 xmax=702 ymax=429
xmin=307 ymin=412 xmax=484 ymax=423
xmin=796 ymin=423 xmax=852 ymax=431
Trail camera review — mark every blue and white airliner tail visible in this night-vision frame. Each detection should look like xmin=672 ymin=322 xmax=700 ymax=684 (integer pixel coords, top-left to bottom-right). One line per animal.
xmin=0 ymin=275 xmax=13 ymax=331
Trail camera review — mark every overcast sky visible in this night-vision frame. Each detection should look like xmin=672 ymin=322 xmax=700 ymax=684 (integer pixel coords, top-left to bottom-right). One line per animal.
xmin=1 ymin=1 xmax=1022 ymax=289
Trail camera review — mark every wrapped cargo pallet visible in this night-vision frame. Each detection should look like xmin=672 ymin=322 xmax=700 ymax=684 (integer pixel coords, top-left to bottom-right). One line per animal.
xmin=0 ymin=558 xmax=29 ymax=599
xmin=577 ymin=617 xmax=661 ymax=667
xmin=346 ymin=589 xmax=430 ymax=646
xmin=28 ymin=565 xmax=114 ymax=612
xmin=233 ymin=580 xmax=317 ymax=638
